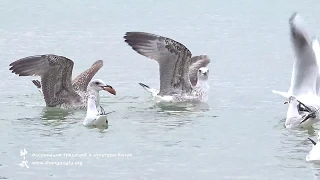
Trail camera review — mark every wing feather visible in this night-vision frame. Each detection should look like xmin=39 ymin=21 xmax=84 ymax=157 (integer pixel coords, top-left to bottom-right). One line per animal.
xmin=9 ymin=54 xmax=81 ymax=106
xmin=288 ymin=13 xmax=319 ymax=96
xmin=72 ymin=60 xmax=104 ymax=91
xmin=124 ymin=32 xmax=193 ymax=95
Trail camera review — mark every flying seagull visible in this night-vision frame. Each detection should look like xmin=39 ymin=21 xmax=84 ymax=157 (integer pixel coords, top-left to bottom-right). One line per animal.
xmin=9 ymin=54 xmax=116 ymax=109
xmin=272 ymin=13 xmax=320 ymax=128
xmin=124 ymin=32 xmax=210 ymax=103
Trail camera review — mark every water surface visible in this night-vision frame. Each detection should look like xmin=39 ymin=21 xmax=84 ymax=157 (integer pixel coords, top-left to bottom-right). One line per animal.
xmin=2 ymin=0 xmax=320 ymax=179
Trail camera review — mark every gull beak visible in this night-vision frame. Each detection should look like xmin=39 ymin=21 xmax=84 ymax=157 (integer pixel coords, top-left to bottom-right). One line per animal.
xmin=102 ymin=85 xmax=116 ymax=95
xmin=284 ymin=101 xmax=288 ymax=104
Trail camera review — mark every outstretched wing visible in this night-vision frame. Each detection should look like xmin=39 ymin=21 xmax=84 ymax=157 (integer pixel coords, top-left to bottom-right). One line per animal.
xmin=72 ymin=60 xmax=104 ymax=91
xmin=9 ymin=54 xmax=81 ymax=107
xmin=288 ymin=13 xmax=319 ymax=97
xmin=124 ymin=32 xmax=193 ymax=95
xmin=189 ymin=55 xmax=210 ymax=86
xmin=311 ymin=38 xmax=320 ymax=96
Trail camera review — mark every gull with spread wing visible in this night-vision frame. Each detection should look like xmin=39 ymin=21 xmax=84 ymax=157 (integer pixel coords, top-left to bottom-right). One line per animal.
xmin=124 ymin=32 xmax=210 ymax=103
xmin=9 ymin=54 xmax=116 ymax=109
xmin=272 ymin=13 xmax=320 ymax=128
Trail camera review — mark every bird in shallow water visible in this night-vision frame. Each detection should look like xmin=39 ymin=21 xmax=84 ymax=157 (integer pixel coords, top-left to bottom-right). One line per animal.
xmin=284 ymin=96 xmax=318 ymax=129
xmin=124 ymin=32 xmax=210 ymax=103
xmin=83 ymin=95 xmax=109 ymax=129
xmin=9 ymin=54 xmax=116 ymax=109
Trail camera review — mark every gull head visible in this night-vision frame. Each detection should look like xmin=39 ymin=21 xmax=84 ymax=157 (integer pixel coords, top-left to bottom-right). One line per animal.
xmin=197 ymin=67 xmax=209 ymax=81
xmin=88 ymin=79 xmax=116 ymax=95
xmin=288 ymin=96 xmax=297 ymax=103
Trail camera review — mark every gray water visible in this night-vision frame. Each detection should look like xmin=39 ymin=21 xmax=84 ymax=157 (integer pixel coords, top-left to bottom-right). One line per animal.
xmin=1 ymin=0 xmax=320 ymax=179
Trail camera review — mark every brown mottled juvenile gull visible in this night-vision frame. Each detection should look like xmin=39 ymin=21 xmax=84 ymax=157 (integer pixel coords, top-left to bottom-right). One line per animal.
xmin=9 ymin=54 xmax=116 ymax=109
xmin=124 ymin=32 xmax=210 ymax=103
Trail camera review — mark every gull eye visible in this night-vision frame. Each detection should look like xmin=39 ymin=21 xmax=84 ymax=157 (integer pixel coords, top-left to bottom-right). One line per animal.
xmin=198 ymin=69 xmax=201 ymax=73
xmin=95 ymin=81 xmax=100 ymax=85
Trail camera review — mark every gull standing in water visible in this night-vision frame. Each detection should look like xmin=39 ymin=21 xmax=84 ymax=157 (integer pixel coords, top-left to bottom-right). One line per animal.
xmin=9 ymin=54 xmax=116 ymax=109
xmin=124 ymin=32 xmax=210 ymax=103
xmin=285 ymin=96 xmax=318 ymax=128
xmin=83 ymin=95 xmax=108 ymax=129
xmin=272 ymin=13 xmax=320 ymax=127
xmin=306 ymin=131 xmax=320 ymax=162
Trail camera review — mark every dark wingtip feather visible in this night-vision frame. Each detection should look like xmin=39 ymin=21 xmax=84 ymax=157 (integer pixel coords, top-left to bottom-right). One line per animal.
xmin=8 ymin=55 xmax=48 ymax=76
xmin=123 ymin=32 xmax=161 ymax=56
xmin=124 ymin=32 xmax=159 ymax=42
xmin=289 ymin=12 xmax=298 ymax=23
xmin=308 ymin=138 xmax=317 ymax=145
xmin=288 ymin=12 xmax=312 ymax=47
xmin=32 ymin=80 xmax=41 ymax=88
xmin=139 ymin=83 xmax=150 ymax=89
xmin=92 ymin=60 xmax=103 ymax=67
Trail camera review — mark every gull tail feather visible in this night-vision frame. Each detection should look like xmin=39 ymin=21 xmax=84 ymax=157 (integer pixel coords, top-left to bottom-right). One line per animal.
xmin=139 ymin=83 xmax=158 ymax=96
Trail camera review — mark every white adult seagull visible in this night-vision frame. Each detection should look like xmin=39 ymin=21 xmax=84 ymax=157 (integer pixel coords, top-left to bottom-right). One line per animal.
xmin=285 ymin=96 xmax=318 ymax=128
xmin=83 ymin=95 xmax=109 ymax=129
xmin=124 ymin=32 xmax=210 ymax=103
xmin=272 ymin=13 xmax=320 ymax=127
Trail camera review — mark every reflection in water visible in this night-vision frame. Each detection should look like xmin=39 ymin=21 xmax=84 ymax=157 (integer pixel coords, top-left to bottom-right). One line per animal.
xmin=37 ymin=108 xmax=76 ymax=136
xmin=310 ymin=162 xmax=320 ymax=179
xmin=153 ymin=101 xmax=211 ymax=113
xmin=40 ymin=107 xmax=73 ymax=121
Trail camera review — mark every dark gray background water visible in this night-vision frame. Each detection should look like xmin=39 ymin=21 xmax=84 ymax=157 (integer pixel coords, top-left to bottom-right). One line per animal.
xmin=2 ymin=0 xmax=320 ymax=179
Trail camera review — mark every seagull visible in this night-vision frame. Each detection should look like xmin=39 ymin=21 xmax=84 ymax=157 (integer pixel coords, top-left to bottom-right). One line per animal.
xmin=306 ymin=131 xmax=320 ymax=162
xmin=124 ymin=32 xmax=210 ymax=103
xmin=285 ymin=96 xmax=318 ymax=128
xmin=83 ymin=95 xmax=108 ymax=129
xmin=272 ymin=13 xmax=320 ymax=126
xmin=9 ymin=54 xmax=116 ymax=109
